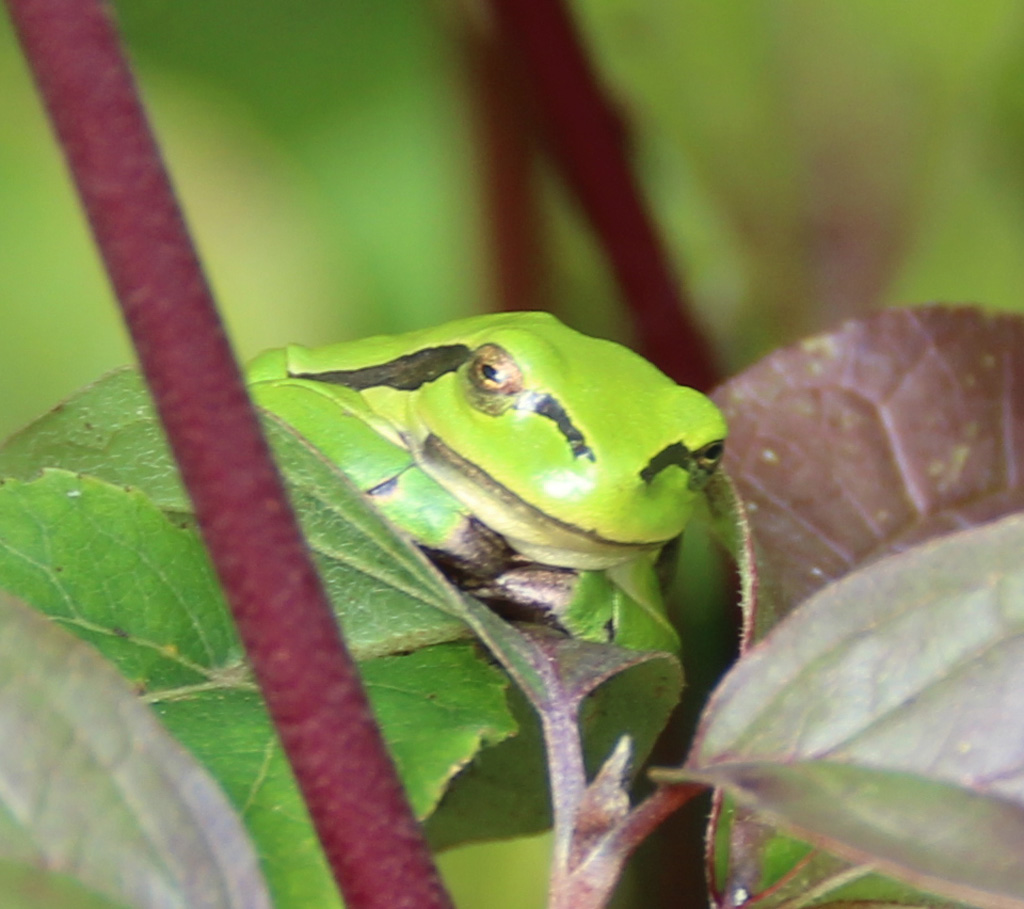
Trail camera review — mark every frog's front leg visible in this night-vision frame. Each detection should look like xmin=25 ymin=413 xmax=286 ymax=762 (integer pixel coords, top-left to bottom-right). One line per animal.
xmin=469 ymin=561 xmax=679 ymax=654
xmin=429 ymin=515 xmax=680 ymax=654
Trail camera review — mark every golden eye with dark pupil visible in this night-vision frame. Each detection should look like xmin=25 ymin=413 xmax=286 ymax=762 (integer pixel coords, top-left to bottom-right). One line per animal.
xmin=469 ymin=344 xmax=524 ymax=395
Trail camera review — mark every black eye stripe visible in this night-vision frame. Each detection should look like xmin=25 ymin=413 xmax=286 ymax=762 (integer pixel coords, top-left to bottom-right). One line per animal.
xmin=293 ymin=343 xmax=597 ymax=462
xmin=516 ymin=391 xmax=595 ymax=461
xmin=291 ymin=344 xmax=472 ymax=391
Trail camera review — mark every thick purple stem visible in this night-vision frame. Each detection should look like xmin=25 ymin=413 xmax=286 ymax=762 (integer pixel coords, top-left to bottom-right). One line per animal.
xmin=5 ymin=1 xmax=451 ymax=906
xmin=489 ymin=0 xmax=719 ymax=389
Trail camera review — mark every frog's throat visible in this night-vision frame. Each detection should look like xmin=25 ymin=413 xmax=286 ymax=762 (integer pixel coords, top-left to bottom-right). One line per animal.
xmin=416 ymin=433 xmax=665 ymax=570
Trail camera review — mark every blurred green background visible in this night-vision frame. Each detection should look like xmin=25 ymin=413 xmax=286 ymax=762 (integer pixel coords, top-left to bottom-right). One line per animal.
xmin=4 ymin=1 xmax=1024 ymax=906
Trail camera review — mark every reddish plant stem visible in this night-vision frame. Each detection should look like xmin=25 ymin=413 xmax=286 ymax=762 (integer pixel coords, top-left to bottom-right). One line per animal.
xmin=5 ymin=1 xmax=451 ymax=906
xmin=551 ymin=783 xmax=706 ymax=908
xmin=617 ymin=782 xmax=706 ymax=854
xmin=467 ymin=20 xmax=548 ymax=313
xmin=488 ymin=0 xmax=718 ymax=389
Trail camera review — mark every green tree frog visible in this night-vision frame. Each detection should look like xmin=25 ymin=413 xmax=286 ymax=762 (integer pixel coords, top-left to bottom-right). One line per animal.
xmin=246 ymin=311 xmax=726 ymax=653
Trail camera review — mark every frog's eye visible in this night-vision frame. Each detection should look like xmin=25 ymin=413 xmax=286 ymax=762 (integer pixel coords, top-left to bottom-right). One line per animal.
xmin=469 ymin=344 xmax=524 ymax=396
xmin=694 ymin=440 xmax=725 ymax=474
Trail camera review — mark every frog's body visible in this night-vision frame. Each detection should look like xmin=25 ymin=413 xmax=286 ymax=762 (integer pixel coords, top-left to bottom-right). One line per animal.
xmin=247 ymin=312 xmax=726 ymax=652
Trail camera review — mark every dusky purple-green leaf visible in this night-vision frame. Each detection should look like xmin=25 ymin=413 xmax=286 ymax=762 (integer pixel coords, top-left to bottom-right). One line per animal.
xmin=0 ymin=858 xmax=132 ymax=909
xmin=690 ymin=762 xmax=1024 ymax=909
xmin=0 ymin=590 xmax=271 ymax=909
xmin=703 ymin=306 xmax=1024 ymax=908
xmin=673 ymin=512 xmax=1024 ymax=909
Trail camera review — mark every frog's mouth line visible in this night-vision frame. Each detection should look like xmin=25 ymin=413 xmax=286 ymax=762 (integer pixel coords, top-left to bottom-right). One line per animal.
xmin=418 ymin=432 xmax=664 ymax=559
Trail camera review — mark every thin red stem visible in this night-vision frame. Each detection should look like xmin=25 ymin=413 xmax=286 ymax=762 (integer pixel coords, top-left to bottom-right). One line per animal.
xmin=5 ymin=1 xmax=451 ymax=906
xmin=489 ymin=0 xmax=719 ymax=389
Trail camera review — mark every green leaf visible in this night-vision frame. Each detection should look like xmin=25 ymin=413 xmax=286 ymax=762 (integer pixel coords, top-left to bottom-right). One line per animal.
xmin=709 ymin=797 xmax=966 ymax=909
xmin=0 ymin=590 xmax=271 ymax=909
xmin=0 ymin=368 xmax=470 ymax=658
xmin=0 ymin=369 xmax=685 ymax=860
xmin=427 ymin=598 xmax=682 ymax=849
xmin=0 ymin=368 xmax=189 ymax=513
xmin=261 ymin=409 xmax=470 ymax=658
xmin=0 ymin=469 xmax=516 ymax=906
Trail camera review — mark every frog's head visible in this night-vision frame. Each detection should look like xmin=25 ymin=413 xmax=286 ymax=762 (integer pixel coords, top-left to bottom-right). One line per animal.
xmin=406 ymin=313 xmax=727 ymax=569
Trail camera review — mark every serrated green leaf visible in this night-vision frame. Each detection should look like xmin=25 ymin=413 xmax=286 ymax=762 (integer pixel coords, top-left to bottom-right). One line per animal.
xmin=0 ymin=369 xmax=189 ymax=513
xmin=0 ymin=369 xmax=470 ymax=658
xmin=0 ymin=370 xmax=688 ymax=860
xmin=260 ymin=411 xmax=469 ymax=657
xmin=0 ymin=471 xmax=239 ymax=689
xmin=0 ymin=469 xmax=517 ymax=905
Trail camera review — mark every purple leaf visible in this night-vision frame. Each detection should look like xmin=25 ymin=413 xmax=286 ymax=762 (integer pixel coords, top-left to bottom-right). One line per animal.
xmin=714 ymin=306 xmax=1024 ymax=641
